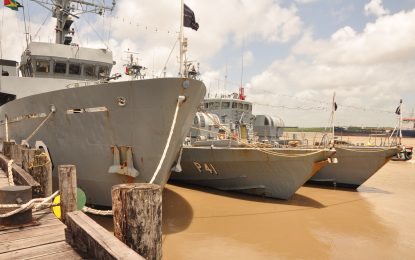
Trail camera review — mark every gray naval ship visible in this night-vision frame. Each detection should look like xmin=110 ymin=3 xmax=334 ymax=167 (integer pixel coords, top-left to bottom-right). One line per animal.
xmin=0 ymin=0 xmax=206 ymax=206
xmin=310 ymin=94 xmax=400 ymax=188
xmin=170 ymin=91 xmax=335 ymax=199
xmin=310 ymin=146 xmax=399 ymax=187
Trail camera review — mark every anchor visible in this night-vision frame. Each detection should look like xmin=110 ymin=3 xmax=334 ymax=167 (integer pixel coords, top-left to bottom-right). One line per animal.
xmin=108 ymin=145 xmax=139 ymax=178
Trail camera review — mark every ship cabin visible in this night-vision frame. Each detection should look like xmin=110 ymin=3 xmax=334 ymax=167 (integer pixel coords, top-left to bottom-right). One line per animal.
xmin=203 ymin=95 xmax=253 ymax=125
xmin=253 ymin=115 xmax=285 ymax=142
xmin=189 ymin=112 xmax=221 ymax=141
xmin=19 ymin=42 xmax=114 ymax=81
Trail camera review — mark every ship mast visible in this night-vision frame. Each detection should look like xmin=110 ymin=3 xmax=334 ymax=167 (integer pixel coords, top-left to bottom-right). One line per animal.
xmin=179 ymin=0 xmax=185 ymax=77
xmin=31 ymin=0 xmax=115 ymax=45
xmin=54 ymin=0 xmax=70 ymax=44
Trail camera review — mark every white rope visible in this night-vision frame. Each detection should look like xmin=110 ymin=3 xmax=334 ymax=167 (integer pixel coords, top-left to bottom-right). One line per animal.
xmin=171 ymin=145 xmax=183 ymax=172
xmin=82 ymin=206 xmax=113 ymax=216
xmin=0 ymin=190 xmax=58 ymax=218
xmin=149 ymin=96 xmax=185 ymax=184
xmin=25 ymin=110 xmax=54 ymax=143
xmin=7 ymin=159 xmax=14 ymax=186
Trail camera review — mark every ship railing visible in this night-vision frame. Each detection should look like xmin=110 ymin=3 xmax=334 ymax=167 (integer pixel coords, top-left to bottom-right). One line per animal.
xmin=65 ymin=80 xmax=104 ymax=89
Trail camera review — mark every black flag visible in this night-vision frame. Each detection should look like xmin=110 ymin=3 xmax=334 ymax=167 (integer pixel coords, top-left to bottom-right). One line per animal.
xmin=184 ymin=4 xmax=199 ymax=31
xmin=395 ymin=105 xmax=401 ymax=115
xmin=334 ymin=102 xmax=338 ymax=111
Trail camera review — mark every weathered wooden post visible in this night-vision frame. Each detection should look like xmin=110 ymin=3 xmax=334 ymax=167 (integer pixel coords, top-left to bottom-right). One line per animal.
xmin=31 ymin=150 xmax=52 ymax=197
xmin=0 ymin=186 xmax=32 ymax=226
xmin=2 ymin=141 xmax=15 ymax=159
xmin=58 ymin=165 xmax=77 ymax=224
xmin=10 ymin=144 xmax=24 ymax=166
xmin=21 ymin=148 xmax=37 ymax=172
xmin=112 ymin=183 xmax=162 ymax=260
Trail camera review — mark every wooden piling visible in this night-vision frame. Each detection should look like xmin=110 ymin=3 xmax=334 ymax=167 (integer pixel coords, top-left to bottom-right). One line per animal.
xmin=2 ymin=141 xmax=15 ymax=159
xmin=21 ymin=148 xmax=37 ymax=173
xmin=31 ymin=150 xmax=52 ymax=197
xmin=58 ymin=165 xmax=77 ymax=224
xmin=112 ymin=183 xmax=162 ymax=260
xmin=10 ymin=144 xmax=24 ymax=166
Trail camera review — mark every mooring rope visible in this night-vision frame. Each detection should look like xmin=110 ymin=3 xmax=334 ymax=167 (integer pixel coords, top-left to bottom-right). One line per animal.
xmin=198 ymin=111 xmax=326 ymax=158
xmin=25 ymin=110 xmax=55 ymax=144
xmin=0 ymin=190 xmax=59 ymax=218
xmin=149 ymin=95 xmax=185 ymax=184
xmin=7 ymin=159 xmax=14 ymax=186
xmin=82 ymin=206 xmax=113 ymax=216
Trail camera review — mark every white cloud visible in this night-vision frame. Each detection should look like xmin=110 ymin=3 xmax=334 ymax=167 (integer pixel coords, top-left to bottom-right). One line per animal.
xmin=248 ymin=9 xmax=415 ymax=126
xmin=364 ymin=0 xmax=390 ymax=17
xmin=295 ymin=0 xmax=319 ymax=4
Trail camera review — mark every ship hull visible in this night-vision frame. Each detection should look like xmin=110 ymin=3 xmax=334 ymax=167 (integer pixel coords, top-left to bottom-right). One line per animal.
xmin=0 ymin=78 xmax=206 ymax=206
xmin=402 ymin=130 xmax=415 ymax=138
xmin=310 ymin=146 xmax=399 ymax=187
xmin=170 ymin=147 xmax=334 ymax=199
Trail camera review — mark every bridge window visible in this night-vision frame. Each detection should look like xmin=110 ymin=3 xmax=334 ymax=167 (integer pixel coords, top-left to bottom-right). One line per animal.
xmin=98 ymin=66 xmax=109 ymax=77
xmin=84 ymin=64 xmax=95 ymax=77
xmin=193 ymin=116 xmax=199 ymax=125
xmin=264 ymin=117 xmax=270 ymax=126
xmin=243 ymin=104 xmax=249 ymax=110
xmin=36 ymin=60 xmax=50 ymax=73
xmin=238 ymin=103 xmax=243 ymax=109
xmin=204 ymin=103 xmax=209 ymax=109
xmin=54 ymin=62 xmax=66 ymax=74
xmin=232 ymin=102 xmax=237 ymax=108
xmin=69 ymin=63 xmax=81 ymax=75
xmin=221 ymin=102 xmax=230 ymax=109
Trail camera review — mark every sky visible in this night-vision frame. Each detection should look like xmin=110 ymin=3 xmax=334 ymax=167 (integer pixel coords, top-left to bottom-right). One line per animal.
xmin=1 ymin=0 xmax=415 ymax=127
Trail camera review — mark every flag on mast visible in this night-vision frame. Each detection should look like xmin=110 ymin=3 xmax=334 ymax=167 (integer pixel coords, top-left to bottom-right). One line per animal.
xmin=184 ymin=4 xmax=199 ymax=31
xmin=4 ymin=0 xmax=23 ymax=11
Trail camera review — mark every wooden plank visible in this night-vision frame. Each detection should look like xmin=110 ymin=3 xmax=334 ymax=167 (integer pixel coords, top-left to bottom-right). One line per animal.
xmin=0 ymin=221 xmax=61 ymax=234
xmin=65 ymin=211 xmax=144 ymax=259
xmin=30 ymin=249 xmax=83 ymax=260
xmin=0 ymin=154 xmax=40 ymax=188
xmin=0 ymin=230 xmax=65 ymax=253
xmin=0 ymin=241 xmax=78 ymax=259
xmin=0 ymin=223 xmax=64 ymax=241
xmin=0 ymin=169 xmax=9 ymax=187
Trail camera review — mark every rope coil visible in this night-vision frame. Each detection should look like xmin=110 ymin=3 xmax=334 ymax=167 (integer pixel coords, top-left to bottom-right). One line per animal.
xmin=7 ymin=159 xmax=14 ymax=186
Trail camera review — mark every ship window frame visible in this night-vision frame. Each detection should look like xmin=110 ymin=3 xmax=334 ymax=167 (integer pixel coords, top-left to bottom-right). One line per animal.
xmin=98 ymin=66 xmax=109 ymax=78
xmin=204 ymin=103 xmax=209 ymax=109
xmin=243 ymin=104 xmax=249 ymax=110
xmin=35 ymin=60 xmax=50 ymax=73
xmin=194 ymin=116 xmax=199 ymax=125
xmin=84 ymin=64 xmax=96 ymax=77
xmin=238 ymin=103 xmax=243 ymax=109
xmin=232 ymin=102 xmax=237 ymax=108
xmin=69 ymin=63 xmax=81 ymax=75
xmin=221 ymin=102 xmax=230 ymax=109
xmin=200 ymin=115 xmax=206 ymax=127
xmin=54 ymin=61 xmax=67 ymax=74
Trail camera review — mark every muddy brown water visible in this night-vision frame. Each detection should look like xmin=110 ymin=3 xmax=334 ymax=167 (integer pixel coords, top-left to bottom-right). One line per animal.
xmin=91 ymin=137 xmax=415 ymax=259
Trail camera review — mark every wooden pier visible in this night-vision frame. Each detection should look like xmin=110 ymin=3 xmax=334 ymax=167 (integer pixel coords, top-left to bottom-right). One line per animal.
xmin=0 ymin=209 xmax=81 ymax=259
xmin=0 ymin=142 xmax=160 ymax=260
